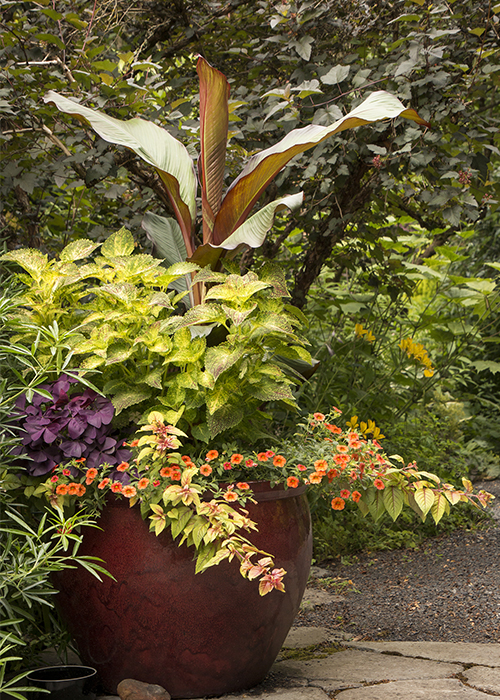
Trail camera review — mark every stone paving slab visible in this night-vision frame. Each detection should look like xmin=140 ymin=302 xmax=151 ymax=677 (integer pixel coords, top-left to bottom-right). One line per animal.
xmin=335 ymin=678 xmax=493 ymax=699
xmin=273 ymin=648 xmax=462 ymax=684
xmin=299 ymin=588 xmax=345 ymax=608
xmin=222 ymin=687 xmax=329 ymax=700
xmin=282 ymin=626 xmax=333 ymax=648
xmin=464 ymin=665 xmax=500 ymax=694
xmin=346 ymin=641 xmax=500 ymax=666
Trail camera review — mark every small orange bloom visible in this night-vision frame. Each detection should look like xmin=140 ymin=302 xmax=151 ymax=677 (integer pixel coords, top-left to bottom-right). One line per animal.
xmin=297 ymin=463 xmax=307 ymax=471
xmin=85 ymin=468 xmax=98 ymax=485
xmin=123 ymin=485 xmax=137 ymax=498
xmin=230 ymin=453 xmax=244 ymax=464
xmin=327 ymin=468 xmax=339 ymax=482
xmin=76 ymin=484 xmax=86 ymax=497
xmin=67 ymin=483 xmax=79 ymax=495
xmin=223 ymin=490 xmax=238 ymax=502
xmin=111 ymin=482 xmax=123 ymax=493
xmin=56 ymin=484 xmax=69 ymax=495
xmin=206 ymin=450 xmax=219 ymax=461
xmin=257 ymin=452 xmax=268 ymax=461
xmin=200 ymin=464 xmax=212 ymax=476
xmin=160 ymin=467 xmax=173 ymax=478
xmin=340 ymin=489 xmax=350 ymax=499
xmin=75 ymin=457 xmax=86 ymax=463
xmin=236 ymin=482 xmax=250 ymax=490
xmin=171 ymin=469 xmax=181 ymax=481
xmin=331 ymin=497 xmax=345 ymax=510
xmin=287 ymin=476 xmax=299 ymax=488
xmin=273 ymin=455 xmax=286 ymax=467
xmin=313 ymin=412 xmax=325 ymax=421
xmin=309 ymin=472 xmax=323 ymax=484
xmin=130 ymin=439 xmax=140 ymax=447
xmin=325 ymin=423 xmax=342 ymax=434
xmin=374 ymin=479 xmax=385 ymax=490
xmin=98 ymin=478 xmax=110 ymax=490
xmin=181 ymin=455 xmax=193 ymax=465
xmin=352 ymin=491 xmax=361 ymax=502
xmin=337 ymin=445 xmax=349 ymax=453
xmin=137 ymin=478 xmax=149 ymax=490
xmin=117 ymin=462 xmax=129 ymax=472
xmin=314 ymin=459 xmax=328 ymax=471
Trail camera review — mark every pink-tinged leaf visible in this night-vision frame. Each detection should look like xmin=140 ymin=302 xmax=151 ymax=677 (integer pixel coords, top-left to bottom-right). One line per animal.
xmin=213 ymin=91 xmax=430 ymax=245
xmin=197 ymin=57 xmax=230 ymax=243
xmin=212 ymin=192 xmax=304 ymax=250
xmin=43 ymin=91 xmax=197 ymax=247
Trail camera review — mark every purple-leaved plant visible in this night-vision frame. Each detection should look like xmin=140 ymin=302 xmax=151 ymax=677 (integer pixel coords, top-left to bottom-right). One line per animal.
xmin=13 ymin=375 xmax=131 ymax=476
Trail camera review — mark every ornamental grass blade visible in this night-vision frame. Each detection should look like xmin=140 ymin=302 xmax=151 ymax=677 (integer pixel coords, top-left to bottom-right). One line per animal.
xmin=197 ymin=57 xmax=230 ymax=242
xmin=212 ymin=91 xmax=430 ymax=245
xmin=43 ymin=91 xmax=197 ymax=248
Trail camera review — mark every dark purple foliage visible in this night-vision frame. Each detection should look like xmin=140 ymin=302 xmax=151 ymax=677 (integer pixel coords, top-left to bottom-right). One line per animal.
xmin=12 ymin=375 xmax=131 ymax=476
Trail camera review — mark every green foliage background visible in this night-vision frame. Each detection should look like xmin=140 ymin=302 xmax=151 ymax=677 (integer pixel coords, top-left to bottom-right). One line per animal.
xmin=2 ymin=0 xmax=500 ymax=558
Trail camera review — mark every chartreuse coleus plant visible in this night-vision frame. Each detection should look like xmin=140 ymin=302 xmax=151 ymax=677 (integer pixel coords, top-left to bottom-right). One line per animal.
xmin=2 ymin=229 xmax=310 ymax=440
xmin=43 ymin=56 xmax=429 ymax=301
xmin=35 ymin=409 xmax=493 ymax=595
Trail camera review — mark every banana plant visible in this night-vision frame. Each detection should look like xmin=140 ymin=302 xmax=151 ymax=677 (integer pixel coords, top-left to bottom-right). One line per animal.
xmin=44 ymin=56 xmax=429 ymax=284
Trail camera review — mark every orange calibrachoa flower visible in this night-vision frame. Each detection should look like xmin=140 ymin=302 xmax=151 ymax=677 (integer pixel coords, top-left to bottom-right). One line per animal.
xmin=75 ymin=457 xmax=86 ymax=464
xmin=309 ymin=472 xmax=323 ymax=484
xmin=337 ymin=445 xmax=349 ymax=453
xmin=56 ymin=484 xmax=68 ymax=495
xmin=352 ymin=491 xmax=361 ymax=502
xmin=206 ymin=450 xmax=219 ymax=461
xmin=273 ymin=455 xmax=286 ymax=467
xmin=200 ymin=464 xmax=212 ymax=476
xmin=236 ymin=482 xmax=250 ymax=490
xmin=257 ymin=452 xmax=269 ymax=461
xmin=313 ymin=412 xmax=325 ymax=421
xmin=325 ymin=423 xmax=342 ymax=434
xmin=181 ymin=455 xmax=194 ymax=465
xmin=122 ymin=485 xmax=137 ymax=498
xmin=374 ymin=479 xmax=385 ymax=490
xmin=230 ymin=453 xmax=244 ymax=464
xmin=287 ymin=476 xmax=299 ymax=488
xmin=75 ymin=484 xmax=86 ymax=497
xmin=223 ymin=490 xmax=238 ymax=502
xmin=111 ymin=482 xmax=123 ymax=493
xmin=85 ymin=468 xmax=98 ymax=484
xmin=171 ymin=469 xmax=182 ymax=481
xmin=117 ymin=462 xmax=129 ymax=472
xmin=137 ymin=478 xmax=149 ymax=490
xmin=98 ymin=478 xmax=110 ymax=490
xmin=340 ymin=489 xmax=350 ymax=499
xmin=160 ymin=466 xmax=173 ymax=478
xmin=314 ymin=459 xmax=328 ymax=471
xmin=331 ymin=497 xmax=345 ymax=510
xmin=67 ymin=483 xmax=79 ymax=495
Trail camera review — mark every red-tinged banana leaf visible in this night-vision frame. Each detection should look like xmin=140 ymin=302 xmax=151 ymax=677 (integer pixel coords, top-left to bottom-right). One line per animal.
xmin=212 ymin=192 xmax=304 ymax=251
xmin=197 ymin=57 xmax=230 ymax=243
xmin=43 ymin=91 xmax=197 ymax=254
xmin=211 ymin=91 xmax=430 ymax=245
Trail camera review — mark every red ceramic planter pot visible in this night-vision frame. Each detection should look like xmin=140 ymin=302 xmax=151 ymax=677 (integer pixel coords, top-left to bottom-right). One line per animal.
xmin=54 ymin=482 xmax=312 ymax=699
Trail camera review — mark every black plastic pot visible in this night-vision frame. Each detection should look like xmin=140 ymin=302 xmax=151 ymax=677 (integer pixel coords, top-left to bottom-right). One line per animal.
xmin=26 ymin=665 xmax=97 ymax=700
